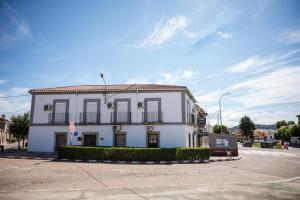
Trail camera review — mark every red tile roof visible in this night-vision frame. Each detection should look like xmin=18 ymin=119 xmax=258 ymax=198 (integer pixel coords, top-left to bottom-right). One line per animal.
xmin=29 ymin=84 xmax=197 ymax=102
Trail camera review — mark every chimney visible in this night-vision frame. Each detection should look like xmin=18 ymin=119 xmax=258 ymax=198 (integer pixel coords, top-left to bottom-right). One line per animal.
xmin=1 ymin=115 xmax=5 ymax=119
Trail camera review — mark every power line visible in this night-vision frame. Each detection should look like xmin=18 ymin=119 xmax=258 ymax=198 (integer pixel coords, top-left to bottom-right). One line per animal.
xmin=2 ymin=107 xmax=30 ymax=115
xmin=0 ymin=94 xmax=30 ymax=98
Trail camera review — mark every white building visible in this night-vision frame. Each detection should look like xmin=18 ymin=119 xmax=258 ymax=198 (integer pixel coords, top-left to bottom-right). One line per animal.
xmin=0 ymin=115 xmax=10 ymax=145
xmin=28 ymin=84 xmax=203 ymax=152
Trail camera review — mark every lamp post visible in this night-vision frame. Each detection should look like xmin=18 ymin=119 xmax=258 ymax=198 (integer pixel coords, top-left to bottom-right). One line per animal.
xmin=100 ymin=73 xmax=107 ymax=104
xmin=219 ymin=92 xmax=230 ymax=134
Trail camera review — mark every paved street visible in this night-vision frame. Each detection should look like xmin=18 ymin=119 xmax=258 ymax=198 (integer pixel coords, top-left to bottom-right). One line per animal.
xmin=0 ymin=146 xmax=299 ymax=200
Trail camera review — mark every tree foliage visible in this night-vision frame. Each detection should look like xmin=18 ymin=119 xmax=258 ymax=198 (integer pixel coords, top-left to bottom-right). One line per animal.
xmin=239 ymin=116 xmax=255 ymax=140
xmin=213 ymin=125 xmax=228 ymax=134
xmin=275 ymin=124 xmax=300 ymax=141
xmin=8 ymin=112 xmax=30 ymax=148
xmin=276 ymin=120 xmax=287 ymax=129
xmin=287 ymin=121 xmax=295 ymax=126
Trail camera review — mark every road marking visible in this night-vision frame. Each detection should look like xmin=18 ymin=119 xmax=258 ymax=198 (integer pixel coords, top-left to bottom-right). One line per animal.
xmin=28 ymin=189 xmax=49 ymax=192
xmin=68 ymin=188 xmax=81 ymax=191
xmin=240 ymin=150 xmax=299 ymax=158
xmin=266 ymin=176 xmax=300 ymax=183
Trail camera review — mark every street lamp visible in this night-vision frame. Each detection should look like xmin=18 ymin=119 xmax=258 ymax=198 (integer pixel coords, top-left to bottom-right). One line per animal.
xmin=100 ymin=73 xmax=107 ymax=104
xmin=219 ymin=92 xmax=230 ymax=134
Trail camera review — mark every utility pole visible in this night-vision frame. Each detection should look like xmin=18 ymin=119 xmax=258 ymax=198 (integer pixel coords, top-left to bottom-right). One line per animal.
xmin=219 ymin=92 xmax=230 ymax=134
xmin=100 ymin=73 xmax=107 ymax=104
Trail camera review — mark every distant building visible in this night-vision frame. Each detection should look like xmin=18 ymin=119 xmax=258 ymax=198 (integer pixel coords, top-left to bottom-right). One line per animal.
xmin=254 ymin=129 xmax=276 ymax=140
xmin=0 ymin=115 xmax=10 ymax=145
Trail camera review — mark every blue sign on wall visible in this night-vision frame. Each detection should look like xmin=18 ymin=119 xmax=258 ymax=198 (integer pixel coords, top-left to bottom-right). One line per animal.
xmin=74 ymin=132 xmax=78 ymax=136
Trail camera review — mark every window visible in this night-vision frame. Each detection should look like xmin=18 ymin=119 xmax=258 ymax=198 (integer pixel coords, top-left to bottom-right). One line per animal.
xmin=147 ymin=133 xmax=159 ymax=148
xmin=114 ymin=133 xmax=126 ymax=147
xmin=216 ymin=138 xmax=229 ymax=148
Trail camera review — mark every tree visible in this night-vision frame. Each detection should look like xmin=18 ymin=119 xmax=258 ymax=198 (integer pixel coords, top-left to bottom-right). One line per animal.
xmin=213 ymin=125 xmax=228 ymax=134
xmin=275 ymin=126 xmax=291 ymax=142
xmin=239 ymin=116 xmax=255 ymax=140
xmin=276 ymin=120 xmax=287 ymax=129
xmin=289 ymin=124 xmax=300 ymax=137
xmin=287 ymin=121 xmax=295 ymax=126
xmin=8 ymin=112 xmax=30 ymax=149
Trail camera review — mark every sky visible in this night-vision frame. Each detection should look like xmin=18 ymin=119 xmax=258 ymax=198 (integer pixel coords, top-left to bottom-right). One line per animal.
xmin=0 ymin=0 xmax=300 ymax=127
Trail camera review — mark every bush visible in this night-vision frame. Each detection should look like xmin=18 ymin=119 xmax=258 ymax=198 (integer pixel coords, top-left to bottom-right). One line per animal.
xmin=176 ymin=148 xmax=210 ymax=160
xmin=58 ymin=146 xmax=210 ymax=161
xmin=260 ymin=141 xmax=276 ymax=148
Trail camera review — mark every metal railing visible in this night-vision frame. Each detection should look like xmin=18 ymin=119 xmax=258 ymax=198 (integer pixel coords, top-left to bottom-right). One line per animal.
xmin=48 ymin=113 xmax=69 ymax=124
xmin=111 ymin=112 xmax=131 ymax=124
xmin=142 ymin=111 xmax=163 ymax=123
xmin=79 ymin=112 xmax=100 ymax=124
xmin=187 ymin=113 xmax=195 ymax=124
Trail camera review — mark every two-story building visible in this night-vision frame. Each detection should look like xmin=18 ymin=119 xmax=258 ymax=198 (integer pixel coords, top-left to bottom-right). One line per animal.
xmin=28 ymin=84 xmax=203 ymax=152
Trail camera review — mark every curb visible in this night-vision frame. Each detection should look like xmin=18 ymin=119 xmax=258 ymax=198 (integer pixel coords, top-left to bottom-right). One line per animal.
xmin=0 ymin=155 xmax=243 ymax=164
xmin=209 ymin=155 xmax=243 ymax=162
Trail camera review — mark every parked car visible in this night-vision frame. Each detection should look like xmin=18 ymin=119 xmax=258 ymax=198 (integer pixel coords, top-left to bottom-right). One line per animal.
xmin=242 ymin=141 xmax=252 ymax=147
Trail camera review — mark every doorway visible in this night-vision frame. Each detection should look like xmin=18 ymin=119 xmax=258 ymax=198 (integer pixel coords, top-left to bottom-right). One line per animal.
xmin=83 ymin=134 xmax=97 ymax=146
xmin=54 ymin=133 xmax=67 ymax=152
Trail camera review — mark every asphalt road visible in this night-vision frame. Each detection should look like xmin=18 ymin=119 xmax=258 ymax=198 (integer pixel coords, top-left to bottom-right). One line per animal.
xmin=0 ymin=146 xmax=299 ymax=200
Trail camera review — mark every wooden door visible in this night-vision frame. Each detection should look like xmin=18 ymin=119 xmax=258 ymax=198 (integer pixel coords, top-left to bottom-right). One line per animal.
xmin=55 ymin=133 xmax=67 ymax=152
xmin=84 ymin=134 xmax=96 ymax=146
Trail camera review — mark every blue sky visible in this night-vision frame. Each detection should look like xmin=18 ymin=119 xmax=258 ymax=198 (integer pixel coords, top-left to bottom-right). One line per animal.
xmin=1 ymin=0 xmax=300 ymax=127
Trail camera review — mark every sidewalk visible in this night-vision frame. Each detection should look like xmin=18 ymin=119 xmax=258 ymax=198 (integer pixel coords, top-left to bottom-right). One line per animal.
xmin=1 ymin=149 xmax=243 ymax=163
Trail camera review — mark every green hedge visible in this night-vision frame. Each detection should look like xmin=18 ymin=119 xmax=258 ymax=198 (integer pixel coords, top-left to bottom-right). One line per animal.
xmin=58 ymin=146 xmax=210 ymax=161
xmin=176 ymin=148 xmax=210 ymax=160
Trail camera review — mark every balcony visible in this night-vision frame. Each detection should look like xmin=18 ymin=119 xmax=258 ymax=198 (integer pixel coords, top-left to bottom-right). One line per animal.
xmin=48 ymin=113 xmax=69 ymax=125
xmin=111 ymin=112 xmax=131 ymax=124
xmin=143 ymin=111 xmax=163 ymax=123
xmin=79 ymin=112 xmax=100 ymax=124
xmin=187 ymin=113 xmax=195 ymax=124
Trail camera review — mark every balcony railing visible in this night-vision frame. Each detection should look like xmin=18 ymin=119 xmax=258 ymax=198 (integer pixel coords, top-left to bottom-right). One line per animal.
xmin=143 ymin=111 xmax=163 ymax=123
xmin=79 ymin=112 xmax=100 ymax=124
xmin=187 ymin=113 xmax=195 ymax=124
xmin=48 ymin=113 xmax=69 ymax=124
xmin=111 ymin=112 xmax=131 ymax=124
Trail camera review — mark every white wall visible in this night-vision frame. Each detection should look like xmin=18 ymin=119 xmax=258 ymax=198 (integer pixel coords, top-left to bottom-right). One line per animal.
xmin=32 ymin=92 xmax=183 ymax=124
xmin=28 ymin=124 xmax=192 ymax=152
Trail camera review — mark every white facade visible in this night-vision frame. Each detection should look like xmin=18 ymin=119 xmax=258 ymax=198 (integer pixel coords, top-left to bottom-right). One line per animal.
xmin=28 ymin=85 xmax=200 ymax=152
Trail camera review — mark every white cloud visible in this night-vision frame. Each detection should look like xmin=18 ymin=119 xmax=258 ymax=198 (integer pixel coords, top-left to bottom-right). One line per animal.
xmin=0 ymin=1 xmax=31 ymax=48
xmin=135 ymin=16 xmax=187 ymax=47
xmin=156 ymin=68 xmax=199 ymax=85
xmin=216 ymin=31 xmax=232 ymax=39
xmin=225 ymin=56 xmax=274 ymax=73
xmin=279 ymin=27 xmax=300 ymax=44
xmin=183 ymin=30 xmax=197 ymax=39
xmin=225 ymin=49 xmax=300 ymax=74
xmin=0 ymin=87 xmax=31 ymax=117
xmin=126 ymin=75 xmax=149 ymax=84
xmin=127 ymin=68 xmax=199 ymax=85
xmin=0 ymin=79 xmax=7 ymax=84
xmin=204 ymin=73 xmax=220 ymax=79
xmin=228 ymin=66 xmax=300 ymax=107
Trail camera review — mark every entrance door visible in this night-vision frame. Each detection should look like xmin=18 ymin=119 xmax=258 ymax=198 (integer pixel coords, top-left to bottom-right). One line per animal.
xmin=55 ymin=133 xmax=67 ymax=152
xmin=84 ymin=134 xmax=96 ymax=146
xmin=147 ymin=133 xmax=160 ymax=148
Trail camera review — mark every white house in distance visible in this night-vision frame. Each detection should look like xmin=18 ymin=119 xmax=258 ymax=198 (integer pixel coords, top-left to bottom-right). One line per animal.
xmin=28 ymin=84 xmax=205 ymax=152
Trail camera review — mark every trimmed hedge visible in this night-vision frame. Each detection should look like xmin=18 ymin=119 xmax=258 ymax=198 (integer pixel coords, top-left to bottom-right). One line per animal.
xmin=176 ymin=148 xmax=210 ymax=160
xmin=58 ymin=146 xmax=210 ymax=161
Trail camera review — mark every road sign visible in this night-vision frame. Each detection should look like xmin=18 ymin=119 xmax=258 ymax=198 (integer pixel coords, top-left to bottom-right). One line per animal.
xmin=74 ymin=132 xmax=78 ymax=137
